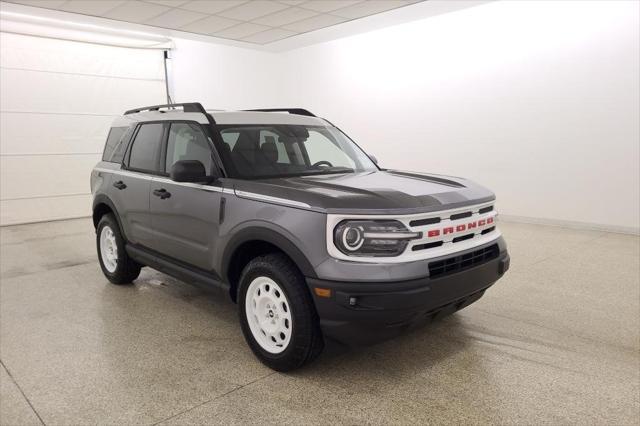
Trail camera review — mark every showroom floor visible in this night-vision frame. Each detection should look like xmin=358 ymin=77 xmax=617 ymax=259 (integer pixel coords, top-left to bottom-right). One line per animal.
xmin=0 ymin=218 xmax=638 ymax=425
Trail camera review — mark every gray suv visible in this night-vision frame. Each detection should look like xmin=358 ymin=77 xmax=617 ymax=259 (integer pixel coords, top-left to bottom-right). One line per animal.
xmin=91 ymin=103 xmax=510 ymax=371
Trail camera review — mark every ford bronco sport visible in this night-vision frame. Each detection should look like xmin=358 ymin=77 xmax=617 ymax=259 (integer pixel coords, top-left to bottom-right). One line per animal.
xmin=91 ymin=103 xmax=510 ymax=371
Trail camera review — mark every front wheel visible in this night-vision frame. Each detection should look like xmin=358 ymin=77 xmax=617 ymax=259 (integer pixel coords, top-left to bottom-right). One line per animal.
xmin=96 ymin=213 xmax=141 ymax=284
xmin=238 ymin=253 xmax=324 ymax=371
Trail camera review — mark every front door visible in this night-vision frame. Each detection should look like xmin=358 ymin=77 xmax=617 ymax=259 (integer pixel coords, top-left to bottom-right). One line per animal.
xmin=149 ymin=121 xmax=222 ymax=272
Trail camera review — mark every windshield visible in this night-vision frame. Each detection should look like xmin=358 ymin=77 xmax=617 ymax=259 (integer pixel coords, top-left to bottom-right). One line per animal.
xmin=216 ymin=125 xmax=377 ymax=179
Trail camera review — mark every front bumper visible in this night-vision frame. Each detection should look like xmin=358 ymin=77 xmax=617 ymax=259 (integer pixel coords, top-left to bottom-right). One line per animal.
xmin=307 ymin=242 xmax=510 ymax=345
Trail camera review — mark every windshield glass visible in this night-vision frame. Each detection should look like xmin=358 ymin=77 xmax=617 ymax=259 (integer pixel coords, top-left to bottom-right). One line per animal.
xmin=216 ymin=125 xmax=377 ymax=179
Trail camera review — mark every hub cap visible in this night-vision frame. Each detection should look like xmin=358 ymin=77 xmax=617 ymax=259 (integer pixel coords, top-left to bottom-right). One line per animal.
xmin=245 ymin=276 xmax=292 ymax=354
xmin=99 ymin=226 xmax=118 ymax=273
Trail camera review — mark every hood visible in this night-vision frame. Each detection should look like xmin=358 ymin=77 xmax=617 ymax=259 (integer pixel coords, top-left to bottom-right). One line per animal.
xmin=231 ymin=170 xmax=495 ymax=214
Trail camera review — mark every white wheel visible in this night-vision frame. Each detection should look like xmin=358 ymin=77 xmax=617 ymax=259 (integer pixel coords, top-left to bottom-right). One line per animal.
xmin=244 ymin=276 xmax=292 ymax=354
xmin=99 ymin=225 xmax=118 ymax=273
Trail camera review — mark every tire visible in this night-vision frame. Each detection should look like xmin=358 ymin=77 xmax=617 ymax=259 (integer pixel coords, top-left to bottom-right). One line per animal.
xmin=238 ymin=253 xmax=324 ymax=371
xmin=96 ymin=213 xmax=141 ymax=284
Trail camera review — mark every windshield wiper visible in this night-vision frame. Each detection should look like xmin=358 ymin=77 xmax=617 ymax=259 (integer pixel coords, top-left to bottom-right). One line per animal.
xmin=299 ymin=168 xmax=355 ymax=176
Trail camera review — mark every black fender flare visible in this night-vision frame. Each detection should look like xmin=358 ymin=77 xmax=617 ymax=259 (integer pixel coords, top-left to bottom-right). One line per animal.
xmin=92 ymin=194 xmax=127 ymax=240
xmin=221 ymin=226 xmax=317 ymax=280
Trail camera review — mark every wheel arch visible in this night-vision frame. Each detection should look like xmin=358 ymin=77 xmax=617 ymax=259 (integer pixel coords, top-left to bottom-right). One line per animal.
xmin=222 ymin=226 xmax=317 ymax=302
xmin=92 ymin=194 xmax=126 ymax=239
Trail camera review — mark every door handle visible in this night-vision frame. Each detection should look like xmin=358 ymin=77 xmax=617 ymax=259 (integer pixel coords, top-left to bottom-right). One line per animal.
xmin=113 ymin=180 xmax=127 ymax=190
xmin=153 ymin=188 xmax=171 ymax=199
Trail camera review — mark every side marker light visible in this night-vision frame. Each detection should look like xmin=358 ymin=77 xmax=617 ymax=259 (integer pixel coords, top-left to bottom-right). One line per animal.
xmin=314 ymin=288 xmax=332 ymax=298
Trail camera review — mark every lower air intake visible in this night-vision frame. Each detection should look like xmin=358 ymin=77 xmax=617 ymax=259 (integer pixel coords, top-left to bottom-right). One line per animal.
xmin=428 ymin=244 xmax=499 ymax=278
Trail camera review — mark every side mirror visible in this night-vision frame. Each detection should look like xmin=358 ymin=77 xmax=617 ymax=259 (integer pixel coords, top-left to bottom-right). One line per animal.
xmin=369 ymin=155 xmax=378 ymax=165
xmin=170 ymin=160 xmax=209 ymax=183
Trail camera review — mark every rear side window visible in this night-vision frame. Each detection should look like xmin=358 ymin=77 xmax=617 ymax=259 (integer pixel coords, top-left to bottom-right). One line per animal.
xmin=102 ymin=127 xmax=128 ymax=163
xmin=128 ymin=123 xmax=163 ymax=173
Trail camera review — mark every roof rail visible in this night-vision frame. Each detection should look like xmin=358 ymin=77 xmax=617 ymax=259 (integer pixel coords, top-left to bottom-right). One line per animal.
xmin=243 ymin=108 xmax=316 ymax=117
xmin=124 ymin=102 xmax=207 ymax=115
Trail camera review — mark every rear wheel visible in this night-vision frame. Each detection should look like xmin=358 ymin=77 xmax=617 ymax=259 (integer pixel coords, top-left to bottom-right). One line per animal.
xmin=96 ymin=214 xmax=141 ymax=284
xmin=238 ymin=253 xmax=324 ymax=371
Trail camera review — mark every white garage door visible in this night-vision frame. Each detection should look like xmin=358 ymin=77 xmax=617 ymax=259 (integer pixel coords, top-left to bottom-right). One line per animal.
xmin=0 ymin=32 xmax=166 ymax=225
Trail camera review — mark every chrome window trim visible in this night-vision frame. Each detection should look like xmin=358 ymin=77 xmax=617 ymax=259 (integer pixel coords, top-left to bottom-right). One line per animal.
xmin=326 ymin=201 xmax=501 ymax=263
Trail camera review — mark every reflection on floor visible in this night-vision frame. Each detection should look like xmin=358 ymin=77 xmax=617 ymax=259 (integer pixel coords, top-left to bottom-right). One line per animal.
xmin=1 ymin=218 xmax=638 ymax=425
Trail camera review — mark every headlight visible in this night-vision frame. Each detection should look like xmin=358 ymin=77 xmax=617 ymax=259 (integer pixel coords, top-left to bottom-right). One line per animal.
xmin=334 ymin=220 xmax=420 ymax=257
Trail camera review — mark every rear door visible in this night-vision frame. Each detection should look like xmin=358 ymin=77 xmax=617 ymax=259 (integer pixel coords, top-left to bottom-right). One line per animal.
xmin=110 ymin=122 xmax=164 ymax=247
xmin=149 ymin=121 xmax=223 ymax=272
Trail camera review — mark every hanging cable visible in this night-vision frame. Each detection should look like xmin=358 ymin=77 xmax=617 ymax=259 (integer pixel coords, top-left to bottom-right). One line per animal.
xmin=163 ymin=50 xmax=173 ymax=106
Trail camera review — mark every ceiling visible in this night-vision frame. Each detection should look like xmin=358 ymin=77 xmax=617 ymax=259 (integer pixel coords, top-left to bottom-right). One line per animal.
xmin=4 ymin=0 xmax=424 ymax=45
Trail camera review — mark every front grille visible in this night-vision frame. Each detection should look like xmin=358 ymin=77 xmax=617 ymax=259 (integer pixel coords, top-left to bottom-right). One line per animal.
xmin=452 ymin=233 xmax=474 ymax=243
xmin=481 ymin=226 xmax=496 ymax=235
xmin=409 ymin=217 xmax=441 ymax=227
xmin=428 ymin=244 xmax=499 ymax=278
xmin=407 ymin=203 xmax=497 ymax=254
xmin=450 ymin=211 xmax=472 ymax=220
xmin=412 ymin=241 xmax=443 ymax=251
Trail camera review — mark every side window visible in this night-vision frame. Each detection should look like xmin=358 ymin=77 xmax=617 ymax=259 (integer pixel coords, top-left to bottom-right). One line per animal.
xmin=128 ymin=123 xmax=163 ymax=172
xmin=305 ymin=130 xmax=356 ymax=168
xmin=102 ymin=127 xmax=127 ymax=162
xmin=109 ymin=126 xmax=134 ymax=164
xmin=165 ymin=122 xmax=212 ymax=173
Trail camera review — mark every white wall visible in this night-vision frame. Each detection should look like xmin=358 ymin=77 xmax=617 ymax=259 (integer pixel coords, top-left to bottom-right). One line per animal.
xmin=278 ymin=1 xmax=640 ymax=232
xmin=0 ymin=32 xmax=166 ymax=225
xmin=169 ymin=37 xmax=281 ymax=110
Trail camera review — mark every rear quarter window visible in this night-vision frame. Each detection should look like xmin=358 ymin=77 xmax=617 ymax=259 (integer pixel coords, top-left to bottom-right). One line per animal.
xmin=127 ymin=123 xmax=164 ymax=173
xmin=102 ymin=126 xmax=132 ymax=163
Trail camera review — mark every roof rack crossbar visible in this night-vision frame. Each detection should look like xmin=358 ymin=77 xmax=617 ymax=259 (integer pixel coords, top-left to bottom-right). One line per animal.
xmin=124 ymin=102 xmax=207 ymax=115
xmin=243 ymin=108 xmax=316 ymax=117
